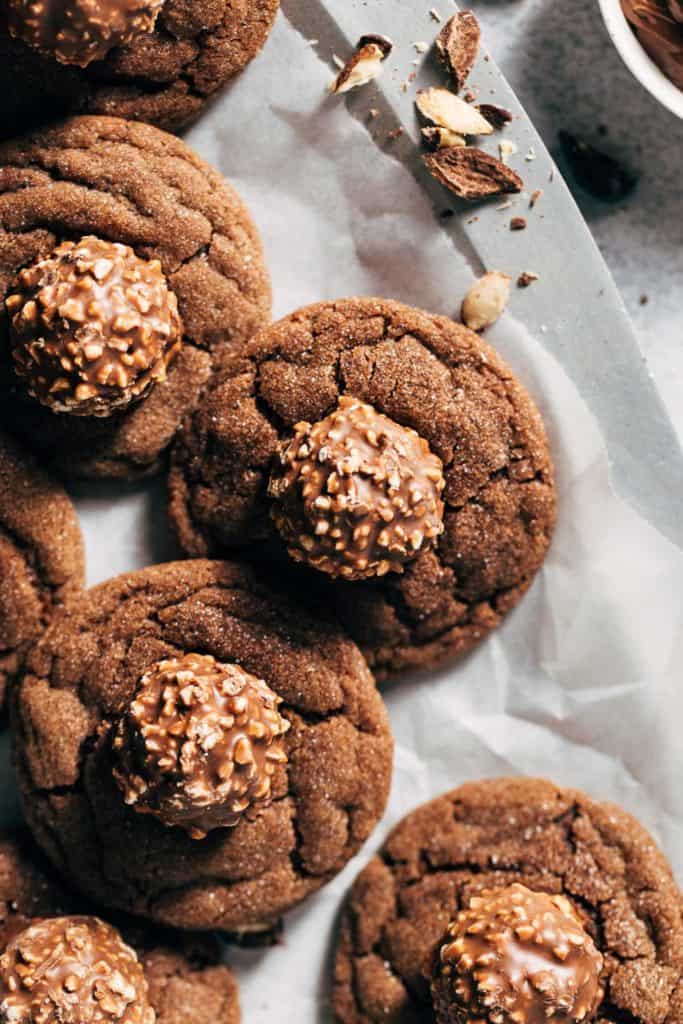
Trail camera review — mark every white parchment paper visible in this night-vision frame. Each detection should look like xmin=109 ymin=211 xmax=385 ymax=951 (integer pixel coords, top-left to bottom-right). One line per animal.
xmin=1 ymin=5 xmax=681 ymax=1021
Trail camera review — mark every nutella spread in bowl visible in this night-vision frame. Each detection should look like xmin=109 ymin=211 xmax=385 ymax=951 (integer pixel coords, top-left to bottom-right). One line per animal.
xmin=621 ymin=0 xmax=683 ymax=89
xmin=599 ymin=0 xmax=683 ymax=117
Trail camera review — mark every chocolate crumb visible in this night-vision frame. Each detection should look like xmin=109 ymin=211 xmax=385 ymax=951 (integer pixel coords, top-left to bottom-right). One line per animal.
xmin=477 ymin=103 xmax=513 ymax=129
xmin=517 ymin=271 xmax=539 ymax=287
xmin=424 ymin=146 xmax=523 ymax=201
xmin=436 ymin=11 xmax=481 ymax=91
xmin=510 ymin=216 xmax=527 ymax=231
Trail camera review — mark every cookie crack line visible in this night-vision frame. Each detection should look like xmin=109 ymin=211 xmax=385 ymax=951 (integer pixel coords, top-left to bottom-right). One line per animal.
xmin=1 ymin=131 xmax=264 ymax=295
xmin=347 ymin=799 xmax=673 ymax=1019
xmin=0 ymin=519 xmax=59 ymax=607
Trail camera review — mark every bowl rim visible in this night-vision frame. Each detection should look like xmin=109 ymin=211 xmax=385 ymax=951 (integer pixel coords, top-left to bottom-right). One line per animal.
xmin=597 ymin=0 xmax=683 ymax=119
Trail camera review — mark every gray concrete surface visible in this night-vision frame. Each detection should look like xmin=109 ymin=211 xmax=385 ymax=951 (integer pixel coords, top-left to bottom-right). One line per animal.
xmin=468 ymin=0 xmax=682 ymax=441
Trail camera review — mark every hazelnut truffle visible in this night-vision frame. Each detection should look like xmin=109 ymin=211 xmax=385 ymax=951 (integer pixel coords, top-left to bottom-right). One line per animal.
xmin=0 ymin=915 xmax=154 ymax=1024
xmin=112 ymin=653 xmax=290 ymax=839
xmin=7 ymin=0 xmax=165 ymax=68
xmin=268 ymin=395 xmax=446 ymax=580
xmin=431 ymin=884 xmax=604 ymax=1024
xmin=6 ymin=236 xmax=182 ymax=418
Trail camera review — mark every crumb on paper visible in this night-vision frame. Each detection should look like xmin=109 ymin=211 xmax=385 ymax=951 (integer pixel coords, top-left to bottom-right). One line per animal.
xmin=499 ymin=139 xmax=518 ymax=163
xmin=640 ymin=294 xmax=649 ymax=305
xmin=425 ymin=146 xmax=523 ymax=200
xmin=510 ymin=216 xmax=527 ymax=231
xmin=422 ymin=125 xmax=466 ymax=150
xmin=477 ymin=103 xmax=513 ymax=129
xmin=330 ymin=36 xmax=393 ymax=95
xmin=518 ymin=271 xmax=540 ymax=288
xmin=461 ymin=271 xmax=512 ymax=331
xmin=436 ymin=11 xmax=481 ymax=91
xmin=525 ymin=147 xmax=537 ymax=162
xmin=496 ymin=200 xmax=514 ymax=211
xmin=416 ymin=88 xmax=493 ymax=136
xmin=430 ymin=8 xmax=442 ymax=22
xmin=530 ymin=189 xmax=543 ymax=207
xmin=414 ymin=41 xmax=429 ymax=53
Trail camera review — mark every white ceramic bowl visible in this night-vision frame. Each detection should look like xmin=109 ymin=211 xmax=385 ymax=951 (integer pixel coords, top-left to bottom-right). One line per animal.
xmin=598 ymin=0 xmax=683 ymax=118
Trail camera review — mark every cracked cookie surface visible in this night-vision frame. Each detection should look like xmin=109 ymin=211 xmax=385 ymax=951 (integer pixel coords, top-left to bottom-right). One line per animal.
xmin=168 ymin=297 xmax=556 ymax=678
xmin=0 ymin=834 xmax=241 ymax=1023
xmin=0 ymin=115 xmax=271 ymax=479
xmin=0 ymin=0 xmax=280 ymax=136
xmin=332 ymin=777 xmax=683 ymax=1024
xmin=0 ymin=430 xmax=84 ymax=712
xmin=13 ymin=559 xmax=393 ymax=933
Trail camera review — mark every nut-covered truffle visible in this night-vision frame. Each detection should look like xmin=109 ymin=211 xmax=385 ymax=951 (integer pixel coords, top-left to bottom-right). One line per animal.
xmin=6 ymin=236 xmax=182 ymax=418
xmin=112 ymin=653 xmax=290 ymax=839
xmin=7 ymin=0 xmax=165 ymax=68
xmin=431 ymin=884 xmax=604 ymax=1024
xmin=0 ymin=915 xmax=155 ymax=1024
xmin=268 ymin=396 xmax=446 ymax=580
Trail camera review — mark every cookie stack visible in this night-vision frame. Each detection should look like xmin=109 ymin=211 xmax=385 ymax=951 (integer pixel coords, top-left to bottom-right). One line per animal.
xmin=0 ymin=4 xmax=679 ymax=1024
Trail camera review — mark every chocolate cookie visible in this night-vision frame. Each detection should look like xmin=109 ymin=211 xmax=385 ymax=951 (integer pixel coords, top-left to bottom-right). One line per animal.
xmin=168 ymin=298 xmax=556 ymax=678
xmin=0 ymin=834 xmax=240 ymax=1023
xmin=0 ymin=430 xmax=84 ymax=712
xmin=0 ymin=115 xmax=271 ymax=479
xmin=332 ymin=777 xmax=683 ymax=1024
xmin=0 ymin=0 xmax=280 ymax=138
xmin=12 ymin=559 xmax=393 ymax=933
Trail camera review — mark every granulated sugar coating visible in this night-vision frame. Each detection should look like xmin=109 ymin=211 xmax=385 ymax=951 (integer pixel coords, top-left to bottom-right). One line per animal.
xmin=0 ymin=835 xmax=240 ymax=1024
xmin=332 ymin=777 xmax=683 ymax=1024
xmin=0 ymin=116 xmax=271 ymax=479
xmin=13 ymin=560 xmax=393 ymax=934
xmin=0 ymin=431 xmax=84 ymax=712
xmin=169 ymin=297 xmax=557 ymax=678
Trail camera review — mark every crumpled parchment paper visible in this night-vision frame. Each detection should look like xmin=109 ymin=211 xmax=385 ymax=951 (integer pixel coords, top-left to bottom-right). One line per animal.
xmin=0 ymin=4 xmax=680 ymax=1021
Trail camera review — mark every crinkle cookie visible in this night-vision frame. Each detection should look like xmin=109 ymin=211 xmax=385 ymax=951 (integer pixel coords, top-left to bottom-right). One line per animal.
xmin=0 ymin=834 xmax=240 ymax=1023
xmin=13 ymin=559 xmax=393 ymax=934
xmin=332 ymin=777 xmax=683 ymax=1024
xmin=0 ymin=430 xmax=84 ymax=712
xmin=0 ymin=0 xmax=280 ymax=137
xmin=0 ymin=115 xmax=271 ymax=479
xmin=168 ymin=297 xmax=556 ymax=678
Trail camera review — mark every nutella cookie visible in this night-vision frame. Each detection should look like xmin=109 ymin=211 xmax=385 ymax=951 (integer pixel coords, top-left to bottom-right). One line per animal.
xmin=0 ymin=834 xmax=241 ymax=1023
xmin=332 ymin=777 xmax=683 ymax=1024
xmin=168 ymin=298 xmax=556 ymax=678
xmin=12 ymin=559 xmax=393 ymax=933
xmin=0 ymin=430 xmax=84 ymax=712
xmin=0 ymin=0 xmax=280 ymax=137
xmin=0 ymin=116 xmax=271 ymax=479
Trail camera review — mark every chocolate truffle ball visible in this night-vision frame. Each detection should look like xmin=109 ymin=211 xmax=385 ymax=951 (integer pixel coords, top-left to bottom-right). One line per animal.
xmin=268 ymin=395 xmax=446 ymax=580
xmin=0 ymin=915 xmax=155 ymax=1024
xmin=6 ymin=236 xmax=182 ymax=418
xmin=112 ymin=653 xmax=290 ymax=840
xmin=7 ymin=0 xmax=165 ymax=68
xmin=431 ymin=884 xmax=604 ymax=1024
